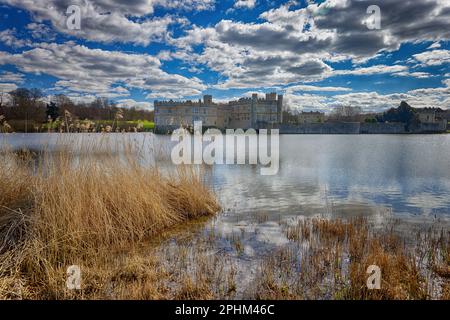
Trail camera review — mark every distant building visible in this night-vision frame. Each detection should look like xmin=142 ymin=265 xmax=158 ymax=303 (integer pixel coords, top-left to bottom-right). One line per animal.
xmin=297 ymin=111 xmax=325 ymax=124
xmin=415 ymin=107 xmax=448 ymax=132
xmin=417 ymin=108 xmax=437 ymax=124
xmin=154 ymin=95 xmax=223 ymax=129
xmin=154 ymin=93 xmax=283 ymax=132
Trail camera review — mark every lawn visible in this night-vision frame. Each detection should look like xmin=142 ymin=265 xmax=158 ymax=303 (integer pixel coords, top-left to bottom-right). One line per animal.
xmin=95 ymin=120 xmax=155 ymax=131
xmin=39 ymin=119 xmax=155 ymax=132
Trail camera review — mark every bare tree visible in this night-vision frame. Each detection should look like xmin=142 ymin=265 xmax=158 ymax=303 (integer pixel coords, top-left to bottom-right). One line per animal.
xmin=329 ymin=106 xmax=363 ymax=122
xmin=9 ymin=88 xmax=43 ymax=132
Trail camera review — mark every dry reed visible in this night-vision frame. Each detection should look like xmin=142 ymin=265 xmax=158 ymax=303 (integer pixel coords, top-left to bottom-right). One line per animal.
xmin=0 ymin=137 xmax=448 ymax=300
xmin=255 ymin=218 xmax=449 ymax=300
xmin=0 ymin=138 xmax=220 ymax=299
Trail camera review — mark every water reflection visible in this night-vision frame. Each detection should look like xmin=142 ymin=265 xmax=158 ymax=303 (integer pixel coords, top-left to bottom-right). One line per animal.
xmin=2 ymin=133 xmax=450 ymax=256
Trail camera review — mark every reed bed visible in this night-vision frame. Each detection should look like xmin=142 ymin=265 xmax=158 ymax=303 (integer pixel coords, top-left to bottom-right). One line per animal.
xmin=126 ymin=216 xmax=448 ymax=300
xmin=0 ymin=139 xmax=220 ymax=299
xmin=253 ymin=218 xmax=449 ymax=300
xmin=0 ymin=137 xmax=448 ymax=300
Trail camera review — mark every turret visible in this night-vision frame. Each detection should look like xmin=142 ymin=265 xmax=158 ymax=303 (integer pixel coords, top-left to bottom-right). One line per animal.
xmin=266 ymin=92 xmax=277 ymax=101
xmin=277 ymin=94 xmax=283 ymax=123
xmin=203 ymin=95 xmax=213 ymax=105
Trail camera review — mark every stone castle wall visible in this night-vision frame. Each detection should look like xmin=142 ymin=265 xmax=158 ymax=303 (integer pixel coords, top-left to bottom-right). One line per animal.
xmin=279 ymin=122 xmax=361 ymax=134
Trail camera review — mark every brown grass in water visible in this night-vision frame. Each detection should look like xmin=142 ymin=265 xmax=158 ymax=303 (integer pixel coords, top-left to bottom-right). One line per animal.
xmin=0 ymin=140 xmax=220 ymax=299
xmin=256 ymin=218 xmax=449 ymax=300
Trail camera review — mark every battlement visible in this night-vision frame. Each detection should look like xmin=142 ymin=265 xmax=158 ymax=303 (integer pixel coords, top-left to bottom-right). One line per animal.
xmin=155 ymin=92 xmax=284 ymax=130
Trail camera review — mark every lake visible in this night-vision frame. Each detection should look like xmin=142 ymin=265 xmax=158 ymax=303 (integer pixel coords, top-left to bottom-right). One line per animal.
xmin=2 ymin=133 xmax=450 ymax=256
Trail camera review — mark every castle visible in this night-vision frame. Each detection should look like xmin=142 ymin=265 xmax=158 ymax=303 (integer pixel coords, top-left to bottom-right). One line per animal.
xmin=154 ymin=93 xmax=283 ymax=132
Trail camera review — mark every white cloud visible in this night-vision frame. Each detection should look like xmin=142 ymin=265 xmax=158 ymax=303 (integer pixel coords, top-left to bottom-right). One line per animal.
xmin=333 ymin=65 xmax=432 ymax=79
xmin=0 ymin=29 xmax=32 ymax=48
xmin=157 ymin=50 xmax=174 ymax=61
xmin=286 ymin=79 xmax=450 ymax=113
xmin=286 ymin=84 xmax=352 ymax=93
xmin=427 ymin=42 xmax=441 ymax=50
xmin=156 ymin=0 xmax=215 ymax=11
xmin=413 ymin=50 xmax=450 ymax=66
xmin=62 ymin=94 xmax=97 ymax=104
xmin=0 ymin=82 xmax=17 ymax=92
xmin=1 ymin=0 xmax=450 ymax=108
xmin=284 ymin=93 xmax=331 ymax=112
xmin=26 ymin=23 xmax=56 ymax=41
xmin=116 ymin=99 xmax=153 ymax=110
xmin=335 ymin=65 xmax=409 ymax=76
xmin=394 ymin=72 xmax=432 ymax=79
xmin=0 ymin=0 xmax=202 ymax=46
xmin=0 ymin=71 xmax=25 ymax=83
xmin=234 ymin=0 xmax=256 ymax=9
xmin=0 ymin=42 xmax=206 ymax=100
xmin=0 ymin=71 xmax=23 ymax=93
xmin=169 ymin=0 xmax=450 ymax=89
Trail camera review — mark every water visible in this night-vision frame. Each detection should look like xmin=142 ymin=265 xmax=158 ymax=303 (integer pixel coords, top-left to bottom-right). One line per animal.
xmin=3 ymin=133 xmax=450 ymax=253
xmin=212 ymin=134 xmax=450 ymax=219
xmin=205 ymin=134 xmax=450 ymax=259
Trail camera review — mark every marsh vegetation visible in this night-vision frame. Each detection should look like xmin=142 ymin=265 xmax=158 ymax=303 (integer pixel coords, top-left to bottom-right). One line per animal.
xmin=0 ymin=137 xmax=448 ymax=300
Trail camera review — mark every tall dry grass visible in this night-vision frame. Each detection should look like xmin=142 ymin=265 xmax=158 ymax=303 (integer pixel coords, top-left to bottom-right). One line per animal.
xmin=0 ymin=137 xmax=448 ymax=300
xmin=0 ymin=139 xmax=220 ymax=299
xmin=255 ymin=217 xmax=449 ymax=300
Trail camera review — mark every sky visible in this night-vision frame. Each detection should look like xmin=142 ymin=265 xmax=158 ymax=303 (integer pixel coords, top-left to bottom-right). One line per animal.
xmin=0 ymin=0 xmax=449 ymax=113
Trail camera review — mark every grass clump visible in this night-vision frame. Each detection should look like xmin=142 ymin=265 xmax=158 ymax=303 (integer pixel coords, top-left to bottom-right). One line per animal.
xmin=0 ymin=140 xmax=220 ymax=299
xmin=255 ymin=218 xmax=449 ymax=300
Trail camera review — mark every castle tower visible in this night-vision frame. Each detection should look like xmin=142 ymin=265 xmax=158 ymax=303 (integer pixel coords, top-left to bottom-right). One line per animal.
xmin=203 ymin=95 xmax=213 ymax=105
xmin=251 ymin=93 xmax=258 ymax=127
xmin=266 ymin=92 xmax=277 ymax=101
xmin=277 ymin=94 xmax=283 ymax=124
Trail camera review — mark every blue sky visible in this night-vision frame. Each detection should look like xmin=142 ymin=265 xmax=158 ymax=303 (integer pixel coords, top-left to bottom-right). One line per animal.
xmin=0 ymin=0 xmax=449 ymax=113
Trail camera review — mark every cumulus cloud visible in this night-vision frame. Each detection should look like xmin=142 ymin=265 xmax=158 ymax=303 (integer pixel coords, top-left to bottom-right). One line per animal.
xmin=286 ymin=85 xmax=352 ymax=93
xmin=334 ymin=65 xmax=409 ymax=76
xmin=286 ymin=78 xmax=450 ymax=113
xmin=0 ymin=0 xmax=209 ymax=45
xmin=170 ymin=0 xmax=450 ymax=89
xmin=1 ymin=0 xmax=450 ymax=110
xmin=284 ymin=93 xmax=331 ymax=112
xmin=427 ymin=42 xmax=441 ymax=50
xmin=234 ymin=0 xmax=256 ymax=9
xmin=311 ymin=0 xmax=450 ymax=55
xmin=26 ymin=23 xmax=57 ymax=41
xmin=394 ymin=72 xmax=433 ymax=79
xmin=0 ymin=71 xmax=24 ymax=93
xmin=413 ymin=50 xmax=450 ymax=66
xmin=0 ymin=29 xmax=32 ymax=48
xmin=157 ymin=0 xmax=215 ymax=11
xmin=116 ymin=99 xmax=153 ymax=110
xmin=0 ymin=42 xmax=206 ymax=99
xmin=0 ymin=71 xmax=25 ymax=83
xmin=214 ymin=55 xmax=333 ymax=89
xmin=0 ymin=82 xmax=17 ymax=92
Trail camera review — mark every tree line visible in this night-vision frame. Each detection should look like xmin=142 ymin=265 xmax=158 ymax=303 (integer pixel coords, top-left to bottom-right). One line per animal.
xmin=0 ymin=88 xmax=154 ymax=132
xmin=283 ymin=102 xmax=449 ymax=125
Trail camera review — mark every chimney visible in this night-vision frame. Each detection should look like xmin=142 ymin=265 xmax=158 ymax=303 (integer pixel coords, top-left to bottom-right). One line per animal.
xmin=203 ymin=95 xmax=213 ymax=105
